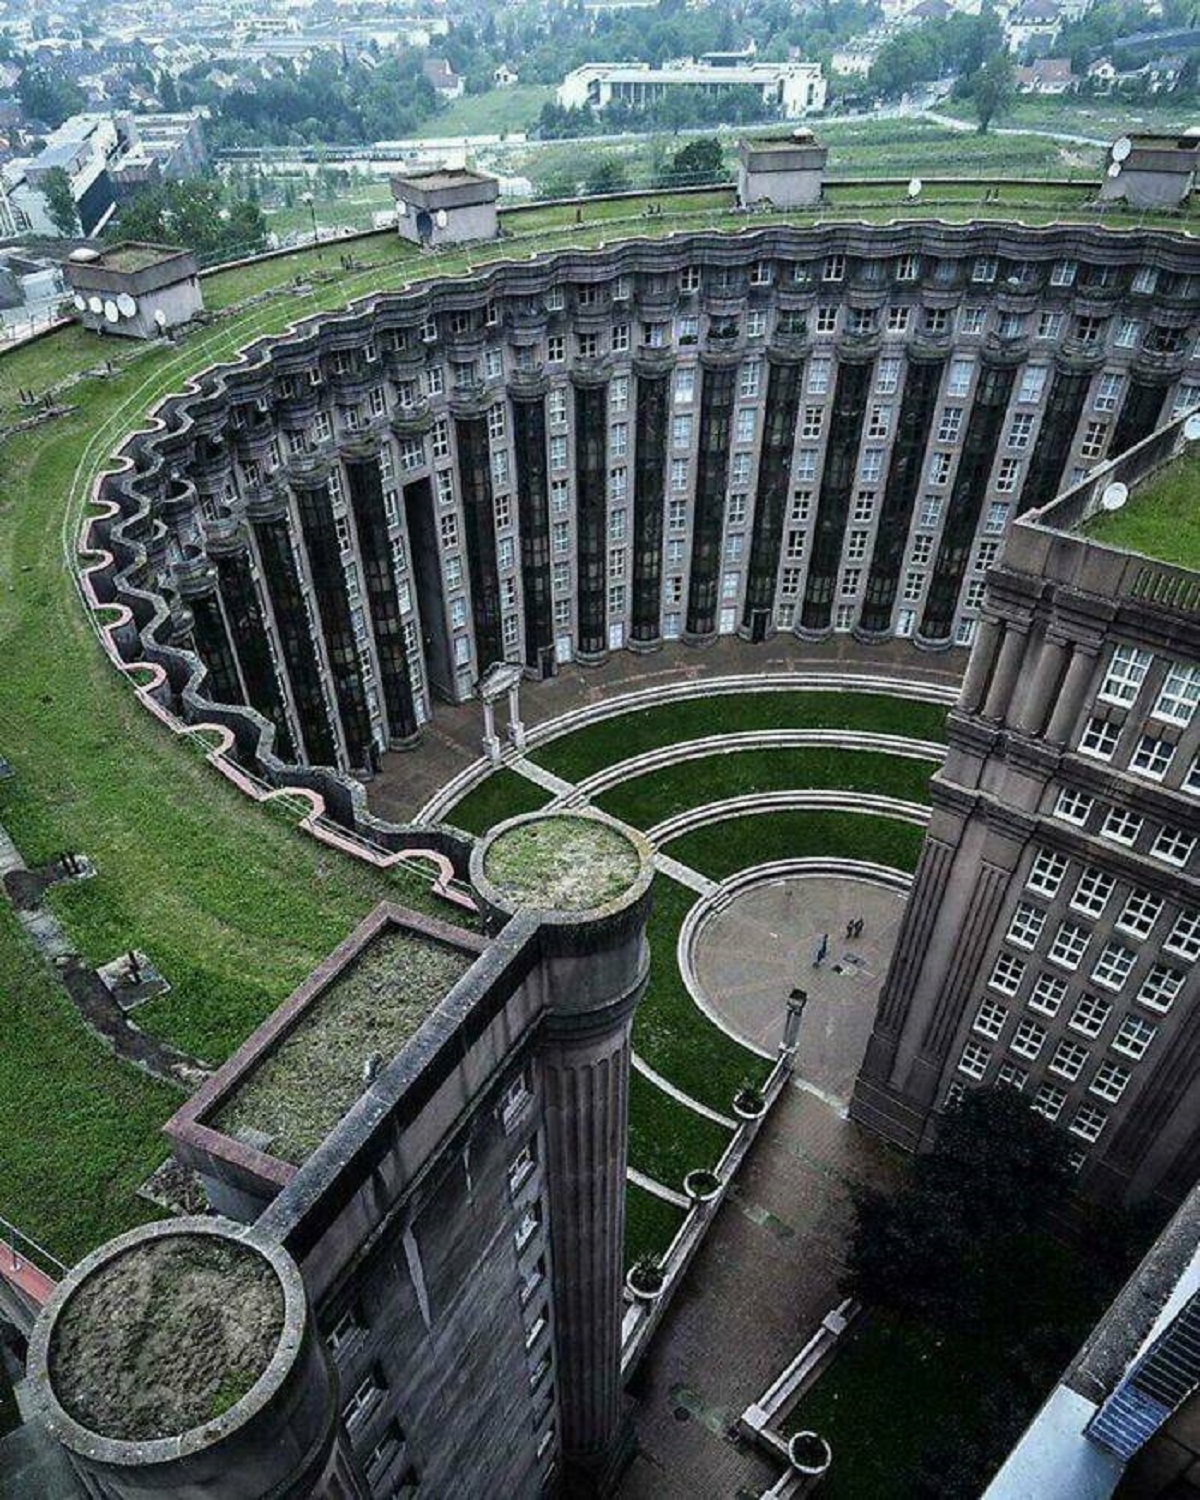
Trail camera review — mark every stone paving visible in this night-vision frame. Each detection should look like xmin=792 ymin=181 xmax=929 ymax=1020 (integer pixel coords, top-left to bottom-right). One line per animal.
xmin=617 ymin=874 xmax=906 ymax=1499
xmin=692 ymin=875 xmax=908 ymax=1105
xmin=368 ymin=635 xmax=965 ymax=824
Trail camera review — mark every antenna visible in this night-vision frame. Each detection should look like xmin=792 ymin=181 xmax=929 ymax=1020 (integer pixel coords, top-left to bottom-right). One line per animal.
xmin=1112 ymin=136 xmax=1132 ymax=163
xmin=907 ymin=177 xmax=922 ymax=198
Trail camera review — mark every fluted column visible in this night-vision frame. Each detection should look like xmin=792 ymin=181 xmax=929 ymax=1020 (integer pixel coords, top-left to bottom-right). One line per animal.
xmin=981 ymin=622 xmax=1029 ymax=723
xmin=470 ymin=811 xmax=655 ymax=1497
xmin=1045 ymin=645 xmax=1098 ymax=744
xmin=1012 ymin=631 xmax=1070 ymax=738
xmin=957 ymin=615 xmax=1002 ymax=715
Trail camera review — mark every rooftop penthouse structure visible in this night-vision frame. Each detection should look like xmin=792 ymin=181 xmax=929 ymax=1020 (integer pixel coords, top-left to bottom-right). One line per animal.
xmin=390 ymin=169 xmax=500 ymax=249
xmin=853 ymin=406 xmax=1200 ymax=1207
xmin=64 ymin=242 xmax=203 ymax=339
xmin=736 ymin=130 xmax=829 ymax=208
xmin=1100 ymin=131 xmax=1200 ymax=211
xmin=556 ymin=60 xmax=827 ymax=119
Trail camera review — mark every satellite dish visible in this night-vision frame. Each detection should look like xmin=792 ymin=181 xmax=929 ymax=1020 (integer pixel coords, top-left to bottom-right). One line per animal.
xmin=1112 ymin=136 xmax=1132 ymax=162
xmin=72 ymin=293 xmax=86 ymax=311
xmin=116 ymin=292 xmax=136 ymax=318
xmin=1183 ymin=411 xmax=1200 ymax=441
xmin=435 ymin=208 xmax=448 ymax=228
xmin=87 ymin=294 xmax=103 ymax=315
xmin=103 ymin=299 xmax=119 ymax=324
xmin=396 ymin=199 xmax=407 ymax=215
xmin=68 ymin=246 xmax=100 ymax=263
xmin=1108 ymin=161 xmax=1122 ymax=179
xmin=907 ymin=177 xmax=922 ymax=198
xmin=1101 ymin=481 xmax=1128 ymax=512
xmin=153 ymin=308 xmax=168 ymax=328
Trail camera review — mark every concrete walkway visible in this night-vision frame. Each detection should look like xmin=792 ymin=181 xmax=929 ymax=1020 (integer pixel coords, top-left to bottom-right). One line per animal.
xmin=618 ymin=1084 xmax=901 ymax=1499
xmin=617 ymin=869 xmax=908 ymax=1497
xmin=369 ymin=636 xmax=964 ymax=824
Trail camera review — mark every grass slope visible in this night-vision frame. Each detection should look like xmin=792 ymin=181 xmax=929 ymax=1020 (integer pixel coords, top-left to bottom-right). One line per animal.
xmin=534 ymin=690 xmax=949 ymax=783
xmin=627 ymin=1065 xmax=732 ymax=1193
xmin=0 ymin=901 xmax=174 ymax=1262
xmin=446 ymin=768 xmax=552 ymax=835
xmin=624 ymin=1181 xmax=685 ymax=1269
xmin=637 ymin=877 xmax=772 ymax=1115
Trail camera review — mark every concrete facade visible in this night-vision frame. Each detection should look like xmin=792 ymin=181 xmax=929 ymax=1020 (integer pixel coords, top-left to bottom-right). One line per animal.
xmin=87 ymin=222 xmax=1200 ymax=824
xmin=852 ymin=408 xmax=1200 ymax=1207
xmin=390 ymin=170 xmax=499 ymax=248
xmin=736 ymin=131 xmax=828 ymax=208
xmin=1100 ymin=133 xmax=1200 ymax=211
xmin=64 ymin=242 xmax=203 ymax=339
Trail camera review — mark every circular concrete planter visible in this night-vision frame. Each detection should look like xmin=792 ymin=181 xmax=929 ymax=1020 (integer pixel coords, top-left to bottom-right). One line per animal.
xmin=732 ymin=1086 xmax=766 ymax=1121
xmin=683 ymin=1169 xmax=722 ymax=1203
xmin=625 ymin=1260 xmax=665 ymax=1303
xmin=788 ymin=1430 xmax=832 ymax=1478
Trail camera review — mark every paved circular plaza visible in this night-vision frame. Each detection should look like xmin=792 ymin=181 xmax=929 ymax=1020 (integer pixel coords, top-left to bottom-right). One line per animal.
xmin=691 ymin=873 xmax=908 ymax=1106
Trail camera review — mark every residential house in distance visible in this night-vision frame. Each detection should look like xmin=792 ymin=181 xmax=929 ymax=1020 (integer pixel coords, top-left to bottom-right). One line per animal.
xmin=424 ymin=57 xmax=464 ymax=102
xmin=1005 ymin=0 xmax=1064 ymax=53
xmin=493 ymin=63 xmax=520 ymax=88
xmin=1015 ymin=58 xmax=1077 ymax=94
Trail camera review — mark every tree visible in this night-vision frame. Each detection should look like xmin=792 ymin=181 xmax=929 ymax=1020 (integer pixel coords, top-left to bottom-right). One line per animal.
xmin=17 ymin=65 xmax=85 ymax=129
xmin=973 ymin=51 xmax=1014 ymax=133
xmin=663 ymin=136 xmax=725 ymax=186
xmin=41 ymin=166 xmax=79 ymax=237
xmin=843 ymin=1087 xmax=1075 ymax=1324
xmin=584 ymin=157 xmax=629 ymax=196
xmin=112 ymin=180 xmax=266 ymax=258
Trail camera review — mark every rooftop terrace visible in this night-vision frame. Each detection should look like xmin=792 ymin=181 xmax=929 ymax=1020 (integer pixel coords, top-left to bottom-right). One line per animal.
xmin=1082 ymin=444 xmax=1200 ymax=570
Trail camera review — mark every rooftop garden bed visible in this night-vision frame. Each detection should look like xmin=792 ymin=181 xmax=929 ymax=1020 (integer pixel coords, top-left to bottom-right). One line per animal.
xmin=213 ymin=928 xmax=474 ymax=1164
xmin=50 ymin=1233 xmax=283 ymax=1443
xmin=483 ymin=813 xmax=642 ymax=911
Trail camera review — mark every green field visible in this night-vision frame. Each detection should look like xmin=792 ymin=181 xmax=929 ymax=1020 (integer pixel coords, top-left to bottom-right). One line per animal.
xmin=415 ymin=85 xmax=555 ymax=139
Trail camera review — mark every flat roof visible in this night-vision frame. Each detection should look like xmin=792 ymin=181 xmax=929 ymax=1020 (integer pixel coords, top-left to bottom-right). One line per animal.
xmin=1081 ymin=446 xmax=1200 ymax=570
xmin=394 ymin=168 xmax=493 ymax=191
xmin=211 ymin=922 xmax=477 ymax=1163
xmin=94 ymin=242 xmax=188 ymax=273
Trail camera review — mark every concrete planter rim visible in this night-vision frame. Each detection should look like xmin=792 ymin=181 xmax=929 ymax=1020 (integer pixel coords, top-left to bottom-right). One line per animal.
xmin=683 ymin=1168 xmax=722 ymax=1201
xmin=625 ymin=1262 xmax=666 ymax=1302
xmin=733 ymin=1088 xmax=767 ymax=1119
xmin=788 ymin=1430 xmax=832 ymax=1475
xmin=27 ymin=1216 xmax=307 ymax=1467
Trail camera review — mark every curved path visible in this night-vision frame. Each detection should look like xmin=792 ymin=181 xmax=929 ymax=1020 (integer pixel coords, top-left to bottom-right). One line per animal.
xmin=648 ymin=789 xmax=930 ymax=847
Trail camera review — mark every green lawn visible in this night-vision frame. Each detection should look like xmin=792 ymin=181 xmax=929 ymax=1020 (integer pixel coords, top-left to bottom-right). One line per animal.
xmin=666 ymin=811 xmax=927 ymax=884
xmin=628 ymin=1064 xmax=733 ymax=1193
xmin=446 ymin=767 xmax=552 ymax=835
xmin=596 ymin=746 xmax=936 ymax=829
xmin=534 ymin=691 xmax=950 ymax=785
xmin=636 ymin=877 xmax=772 ymax=1115
xmin=625 ymin=1181 xmax=686 ymax=1268
xmin=1082 ymin=449 xmax=1200 ymax=570
xmin=415 ymin=85 xmax=555 ymax=139
xmin=783 ymin=1312 xmax=994 ymax=1498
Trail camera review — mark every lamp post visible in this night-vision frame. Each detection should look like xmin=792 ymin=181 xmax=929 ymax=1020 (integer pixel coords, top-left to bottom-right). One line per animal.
xmin=301 ymin=190 xmax=321 ymax=261
xmin=782 ymin=987 xmax=808 ymax=1070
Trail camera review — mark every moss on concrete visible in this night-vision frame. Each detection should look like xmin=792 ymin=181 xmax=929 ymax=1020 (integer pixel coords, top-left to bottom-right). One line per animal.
xmin=484 ymin=814 xmax=641 ymax=910
xmin=214 ymin=928 xmax=472 ymax=1163
xmin=50 ymin=1235 xmax=282 ymax=1442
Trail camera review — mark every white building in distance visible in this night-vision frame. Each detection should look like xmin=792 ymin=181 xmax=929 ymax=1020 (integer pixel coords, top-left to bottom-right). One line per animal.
xmin=557 ymin=59 xmax=826 ymax=118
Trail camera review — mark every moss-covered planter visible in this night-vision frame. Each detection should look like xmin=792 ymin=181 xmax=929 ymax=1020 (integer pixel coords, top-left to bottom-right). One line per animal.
xmin=625 ymin=1257 xmax=666 ymax=1303
xmin=480 ymin=811 xmax=643 ymax=912
xmin=733 ymin=1083 xmax=766 ymax=1120
xmin=683 ymin=1168 xmax=722 ymax=1203
xmin=788 ymin=1430 xmax=831 ymax=1477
